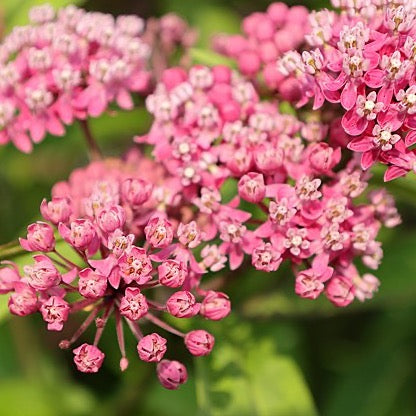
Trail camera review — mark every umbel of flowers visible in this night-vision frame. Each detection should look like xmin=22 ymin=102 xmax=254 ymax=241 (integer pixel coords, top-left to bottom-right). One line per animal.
xmin=0 ymin=2 xmax=407 ymax=391
xmin=1 ymin=150 xmax=230 ymax=389
xmin=139 ymin=64 xmax=400 ymax=304
xmin=270 ymin=0 xmax=416 ymax=180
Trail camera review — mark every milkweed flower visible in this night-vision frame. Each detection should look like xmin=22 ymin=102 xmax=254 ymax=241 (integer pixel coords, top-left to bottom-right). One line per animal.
xmin=1 ymin=151 xmax=225 ymax=389
xmin=0 ymin=4 xmax=151 ymax=152
xmin=138 ymin=65 xmax=400 ymax=307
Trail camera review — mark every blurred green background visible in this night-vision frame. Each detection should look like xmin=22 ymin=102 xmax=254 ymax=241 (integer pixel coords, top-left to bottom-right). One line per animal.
xmin=1 ymin=1 xmax=416 ymax=415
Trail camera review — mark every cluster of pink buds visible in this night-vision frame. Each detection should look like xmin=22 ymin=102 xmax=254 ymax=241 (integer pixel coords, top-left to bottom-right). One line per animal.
xmin=0 ymin=150 xmax=230 ymax=389
xmin=138 ymin=65 xmax=401 ymax=306
xmin=213 ymin=2 xmax=309 ymax=93
xmin=274 ymin=0 xmax=416 ymax=180
xmin=0 ymin=4 xmax=151 ymax=152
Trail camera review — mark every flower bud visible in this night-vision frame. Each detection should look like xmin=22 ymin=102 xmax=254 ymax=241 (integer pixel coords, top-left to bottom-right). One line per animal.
xmin=40 ymin=197 xmax=72 ymax=224
xmin=157 ymin=360 xmax=188 ymax=390
xmin=8 ymin=282 xmax=38 ymax=316
xmin=20 ymin=222 xmax=55 ymax=252
xmin=166 ymin=291 xmax=200 ymax=318
xmin=137 ymin=333 xmax=167 ymax=362
xmin=96 ymin=205 xmax=126 ymax=233
xmin=326 ymin=276 xmax=354 ymax=307
xmin=121 ymin=178 xmax=153 ymax=206
xmin=158 ymin=260 xmax=187 ymax=288
xmin=119 ymin=287 xmax=148 ymax=321
xmin=144 ymin=216 xmax=174 ymax=248
xmin=200 ymin=290 xmax=231 ymax=321
xmin=0 ymin=263 xmax=20 ymax=294
xmin=73 ymin=343 xmax=105 ymax=373
xmin=78 ymin=268 xmax=107 ymax=299
xmin=59 ymin=219 xmax=98 ymax=252
xmin=238 ymin=172 xmax=266 ymax=203
xmin=184 ymin=330 xmax=215 ymax=356
xmin=24 ymin=255 xmax=61 ymax=291
xmin=40 ymin=296 xmax=70 ymax=331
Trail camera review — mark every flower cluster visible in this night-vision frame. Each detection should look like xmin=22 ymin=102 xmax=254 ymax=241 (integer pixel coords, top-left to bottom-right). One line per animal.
xmin=0 ymin=4 xmax=151 ymax=152
xmin=139 ymin=65 xmax=400 ymax=306
xmin=213 ymin=2 xmax=309 ymax=93
xmin=274 ymin=0 xmax=416 ymax=180
xmin=1 ymin=151 xmax=230 ymax=389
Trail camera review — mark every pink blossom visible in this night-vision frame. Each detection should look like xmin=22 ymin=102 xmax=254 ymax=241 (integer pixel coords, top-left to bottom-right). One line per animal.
xmin=144 ymin=216 xmax=174 ymax=248
xmin=40 ymin=197 xmax=72 ymax=224
xmin=200 ymin=291 xmax=231 ymax=321
xmin=158 ymin=260 xmax=187 ymax=288
xmin=73 ymin=344 xmax=105 ymax=373
xmin=326 ymin=276 xmax=354 ymax=307
xmin=96 ymin=205 xmax=126 ymax=233
xmin=184 ymin=330 xmax=215 ymax=356
xmin=137 ymin=333 xmax=167 ymax=362
xmin=119 ymin=287 xmax=149 ymax=321
xmin=40 ymin=296 xmax=70 ymax=331
xmin=24 ymin=255 xmax=61 ymax=291
xmin=0 ymin=263 xmax=21 ymax=294
xmin=59 ymin=219 xmax=99 ymax=255
xmin=118 ymin=247 xmax=152 ymax=285
xmin=121 ymin=178 xmax=153 ymax=206
xmin=78 ymin=268 xmax=107 ymax=299
xmin=157 ymin=360 xmax=188 ymax=390
xmin=166 ymin=291 xmax=200 ymax=318
xmin=238 ymin=172 xmax=266 ymax=203
xmin=252 ymin=242 xmax=282 ymax=272
xmin=8 ymin=282 xmax=38 ymax=316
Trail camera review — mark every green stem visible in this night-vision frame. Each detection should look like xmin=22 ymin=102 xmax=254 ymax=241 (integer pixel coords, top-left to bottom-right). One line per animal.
xmin=195 ymin=357 xmax=211 ymax=416
xmin=79 ymin=119 xmax=102 ymax=161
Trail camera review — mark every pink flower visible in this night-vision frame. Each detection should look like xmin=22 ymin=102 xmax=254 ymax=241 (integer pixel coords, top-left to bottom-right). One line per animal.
xmin=137 ymin=333 xmax=167 ymax=362
xmin=157 ymin=360 xmax=188 ymax=389
xmin=24 ymin=255 xmax=61 ymax=291
xmin=238 ymin=172 xmax=266 ymax=203
xmin=59 ymin=219 xmax=99 ymax=255
xmin=19 ymin=222 xmax=55 ymax=252
xmin=252 ymin=242 xmax=282 ymax=272
xmin=200 ymin=245 xmax=227 ymax=272
xmin=177 ymin=221 xmax=203 ymax=248
xmin=184 ymin=330 xmax=215 ymax=356
xmin=158 ymin=260 xmax=187 ymax=288
xmin=0 ymin=263 xmax=21 ymax=294
xmin=73 ymin=344 xmax=105 ymax=373
xmin=121 ymin=178 xmax=153 ymax=206
xmin=40 ymin=197 xmax=72 ymax=224
xmin=326 ymin=276 xmax=354 ymax=307
xmin=119 ymin=287 xmax=149 ymax=321
xmin=40 ymin=296 xmax=70 ymax=331
xmin=166 ymin=291 xmax=200 ymax=318
xmin=8 ymin=282 xmax=38 ymax=316
xmin=353 ymin=273 xmax=380 ymax=302
xmin=295 ymin=254 xmax=333 ymax=300
xmin=144 ymin=217 xmax=174 ymax=248
xmin=96 ymin=205 xmax=126 ymax=233
xmin=78 ymin=268 xmax=107 ymax=299
xmin=200 ymin=291 xmax=231 ymax=321
xmin=118 ymin=247 xmax=152 ymax=285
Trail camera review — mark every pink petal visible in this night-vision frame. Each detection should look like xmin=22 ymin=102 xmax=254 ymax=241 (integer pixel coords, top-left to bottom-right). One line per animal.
xmin=364 ymin=69 xmax=385 ymax=88
xmin=361 ymin=149 xmax=378 ymax=170
xmin=340 ymin=82 xmax=357 ymax=110
xmin=347 ymin=136 xmax=374 ymax=152
xmin=405 ymin=130 xmax=416 ymax=147
xmin=342 ymin=109 xmax=368 ymax=136
xmin=384 ymin=165 xmax=408 ymax=181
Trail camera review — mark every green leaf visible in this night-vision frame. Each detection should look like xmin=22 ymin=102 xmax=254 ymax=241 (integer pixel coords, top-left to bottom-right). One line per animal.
xmin=5 ymin=0 xmax=84 ymax=32
xmin=212 ymin=340 xmax=317 ymax=416
xmin=190 ymin=48 xmax=237 ymax=68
